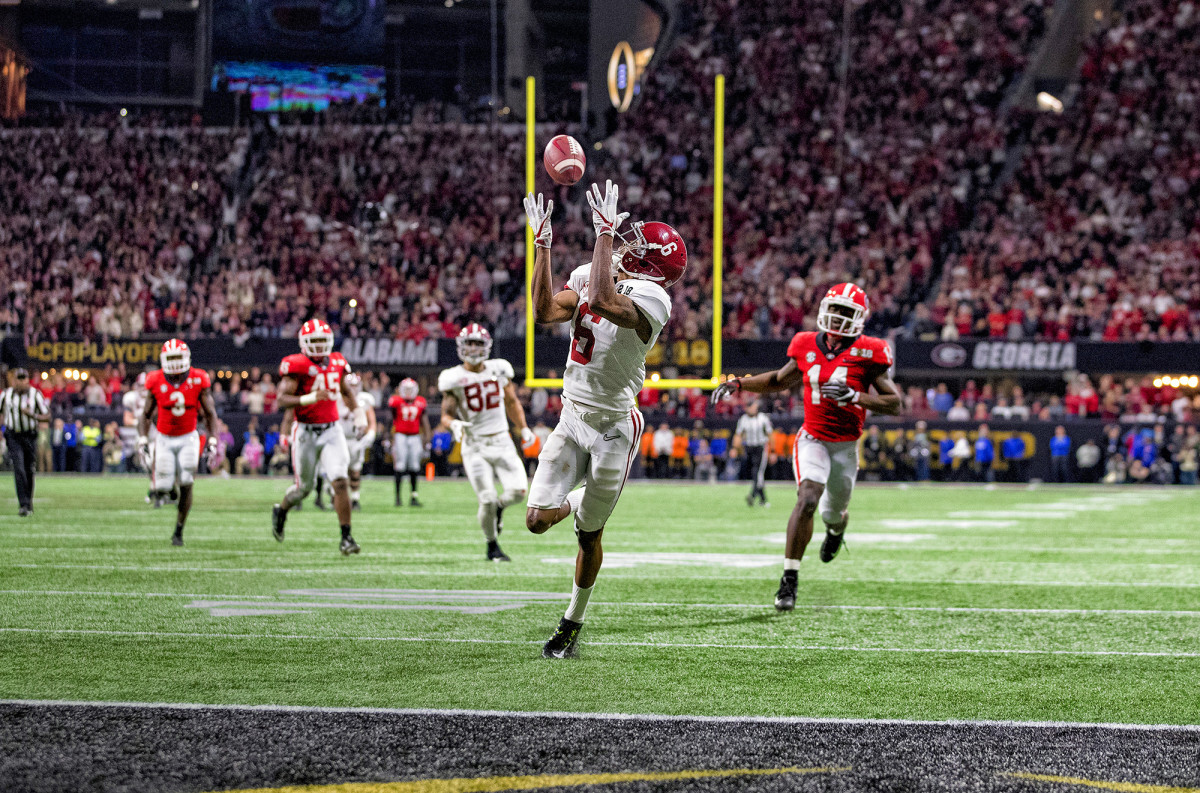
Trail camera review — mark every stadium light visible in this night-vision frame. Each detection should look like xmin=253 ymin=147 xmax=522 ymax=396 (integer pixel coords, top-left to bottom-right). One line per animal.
xmin=1037 ymin=92 xmax=1063 ymax=113
xmin=349 ymin=299 xmax=358 ymax=308
xmin=1154 ymin=378 xmax=1163 ymax=388
xmin=119 ymin=108 xmax=127 ymax=117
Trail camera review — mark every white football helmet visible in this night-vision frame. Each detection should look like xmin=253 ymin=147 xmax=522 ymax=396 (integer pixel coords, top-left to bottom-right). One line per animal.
xmin=399 ymin=377 xmax=419 ymax=400
xmin=456 ymin=323 xmax=492 ymax=365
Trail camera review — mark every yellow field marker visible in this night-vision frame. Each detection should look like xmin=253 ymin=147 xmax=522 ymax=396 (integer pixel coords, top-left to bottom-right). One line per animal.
xmin=1001 ymin=771 xmax=1200 ymax=792
xmin=216 ymin=764 xmax=850 ymax=793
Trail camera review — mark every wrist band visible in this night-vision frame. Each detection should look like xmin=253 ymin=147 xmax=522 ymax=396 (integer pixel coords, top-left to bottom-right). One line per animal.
xmin=299 ymin=392 xmax=318 ymax=406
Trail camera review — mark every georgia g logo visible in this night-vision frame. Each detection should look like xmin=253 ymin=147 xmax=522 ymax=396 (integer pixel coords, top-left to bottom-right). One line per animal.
xmin=806 ymin=352 xmax=816 ymax=363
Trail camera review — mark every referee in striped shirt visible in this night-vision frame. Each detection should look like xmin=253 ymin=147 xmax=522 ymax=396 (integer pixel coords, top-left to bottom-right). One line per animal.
xmin=735 ymin=399 xmax=773 ymax=507
xmin=1 ymin=368 xmax=51 ymax=517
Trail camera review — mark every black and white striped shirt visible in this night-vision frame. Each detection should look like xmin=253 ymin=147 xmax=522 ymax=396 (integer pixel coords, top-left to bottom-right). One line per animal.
xmin=735 ymin=412 xmax=773 ymax=448
xmin=0 ymin=387 xmax=50 ymax=434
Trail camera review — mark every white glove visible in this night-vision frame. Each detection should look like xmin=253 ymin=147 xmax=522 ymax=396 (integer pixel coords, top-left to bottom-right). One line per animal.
xmin=449 ymin=419 xmax=468 ymax=443
xmin=710 ymin=379 xmax=742 ymax=404
xmin=136 ymin=436 xmax=151 ymax=469
xmin=353 ymin=406 xmax=368 ymax=439
xmin=524 ymin=192 xmax=553 ymax=248
xmin=520 ymin=427 xmax=537 ymax=450
xmin=586 ymin=180 xmax=629 ymax=239
xmin=204 ymin=436 xmax=220 ymax=468
xmin=820 ymin=382 xmax=859 ymax=405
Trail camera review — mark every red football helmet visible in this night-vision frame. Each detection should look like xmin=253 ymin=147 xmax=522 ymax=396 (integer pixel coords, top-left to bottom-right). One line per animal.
xmin=817 ymin=283 xmax=869 ymax=337
xmin=160 ymin=339 xmax=191 ymax=375
xmin=612 ymin=221 xmax=687 ymax=288
xmin=456 ymin=323 xmax=492 ymax=365
xmin=299 ymin=319 xmax=334 ymax=359
xmin=398 ymin=377 xmax=419 ymax=400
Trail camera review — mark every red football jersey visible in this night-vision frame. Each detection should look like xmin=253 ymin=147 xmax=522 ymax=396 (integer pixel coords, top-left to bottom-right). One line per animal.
xmin=786 ymin=332 xmax=893 ymax=442
xmin=146 ymin=367 xmax=211 ymax=436
xmin=279 ymin=352 xmax=350 ymax=424
xmin=389 ymin=395 xmax=427 ymax=435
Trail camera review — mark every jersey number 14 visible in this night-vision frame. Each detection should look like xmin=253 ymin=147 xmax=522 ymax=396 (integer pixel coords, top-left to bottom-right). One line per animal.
xmin=807 ymin=365 xmax=848 ymax=404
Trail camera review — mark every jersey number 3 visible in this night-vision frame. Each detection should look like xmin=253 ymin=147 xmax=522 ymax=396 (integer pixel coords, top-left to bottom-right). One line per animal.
xmin=570 ymin=302 xmax=602 ymax=364
xmin=168 ymin=391 xmax=187 ymax=417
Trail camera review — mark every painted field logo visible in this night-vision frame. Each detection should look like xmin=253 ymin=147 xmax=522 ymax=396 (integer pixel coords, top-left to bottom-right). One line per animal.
xmin=187 ymin=589 xmax=566 ymax=617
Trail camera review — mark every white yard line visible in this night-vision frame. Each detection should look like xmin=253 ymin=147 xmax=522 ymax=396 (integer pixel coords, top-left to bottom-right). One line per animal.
xmin=6 ymin=562 xmax=1200 ymax=587
xmin=2 ymin=626 xmax=1198 ymax=658
xmin=3 ymin=589 xmax=1200 ymax=617
xmin=3 ymin=698 xmax=1197 ymax=732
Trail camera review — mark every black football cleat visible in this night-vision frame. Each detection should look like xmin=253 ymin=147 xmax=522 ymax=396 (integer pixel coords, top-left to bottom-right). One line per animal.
xmin=351 ymin=500 xmax=362 ymax=512
xmin=271 ymin=505 xmax=286 ymax=542
xmin=171 ymin=533 xmax=184 ymax=547
xmin=820 ymin=520 xmax=848 ymax=563
xmin=409 ymin=495 xmax=423 ymax=508
xmin=542 ymin=617 xmax=583 ymax=658
xmin=340 ymin=536 xmax=361 ymax=555
xmin=18 ymin=506 xmax=31 ymax=518
xmin=487 ymin=540 xmax=511 ymax=562
xmin=774 ymin=572 xmax=798 ymax=611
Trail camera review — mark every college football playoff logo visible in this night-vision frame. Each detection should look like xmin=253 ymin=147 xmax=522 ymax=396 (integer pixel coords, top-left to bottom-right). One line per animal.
xmin=806 ymin=352 xmax=816 ymax=363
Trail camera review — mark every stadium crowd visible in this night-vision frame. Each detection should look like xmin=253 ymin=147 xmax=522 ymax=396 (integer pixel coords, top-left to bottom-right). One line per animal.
xmin=2 ymin=0 xmax=1060 ymax=347
xmin=4 ymin=0 xmax=1199 ymax=346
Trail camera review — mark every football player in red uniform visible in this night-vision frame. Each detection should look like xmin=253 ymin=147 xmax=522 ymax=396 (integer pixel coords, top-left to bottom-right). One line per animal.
xmin=272 ymin=319 xmax=367 ymax=555
xmin=388 ymin=377 xmax=430 ymax=507
xmin=712 ymin=283 xmax=901 ymax=610
xmin=137 ymin=340 xmax=219 ymax=546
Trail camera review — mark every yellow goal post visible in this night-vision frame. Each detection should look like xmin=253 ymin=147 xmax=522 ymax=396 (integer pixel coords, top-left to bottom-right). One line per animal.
xmin=523 ymin=74 xmax=725 ymax=390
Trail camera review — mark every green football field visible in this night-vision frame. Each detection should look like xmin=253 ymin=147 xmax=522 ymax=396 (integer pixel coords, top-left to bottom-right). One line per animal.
xmin=2 ymin=475 xmax=1199 ymax=725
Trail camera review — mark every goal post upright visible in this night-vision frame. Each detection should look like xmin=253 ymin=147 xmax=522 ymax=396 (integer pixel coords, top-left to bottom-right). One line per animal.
xmin=523 ymin=73 xmax=725 ymax=391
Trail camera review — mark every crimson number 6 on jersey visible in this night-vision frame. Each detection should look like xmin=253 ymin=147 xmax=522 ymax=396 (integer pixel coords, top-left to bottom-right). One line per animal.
xmin=570 ymin=301 xmax=602 ymax=364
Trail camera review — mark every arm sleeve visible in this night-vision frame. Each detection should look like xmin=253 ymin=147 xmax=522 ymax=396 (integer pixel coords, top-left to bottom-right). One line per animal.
xmin=626 ymin=281 xmax=672 ymax=337
xmin=436 ymin=369 xmax=456 ymax=393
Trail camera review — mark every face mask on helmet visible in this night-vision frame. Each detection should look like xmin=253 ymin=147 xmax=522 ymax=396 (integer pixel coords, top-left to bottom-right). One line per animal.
xmin=399 ymin=379 xmax=419 ymax=400
xmin=300 ymin=331 xmax=333 ymax=359
xmin=161 ymin=351 xmax=190 ymax=375
xmin=817 ymin=298 xmax=866 ymax=337
xmin=457 ymin=338 xmax=491 ymax=365
xmin=161 ymin=342 xmax=190 ymax=375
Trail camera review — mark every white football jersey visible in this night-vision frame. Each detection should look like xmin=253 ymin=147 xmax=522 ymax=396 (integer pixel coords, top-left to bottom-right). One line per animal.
xmin=438 ymin=359 xmax=514 ymax=437
xmin=561 ymin=264 xmax=672 ymax=414
xmin=338 ymin=390 xmax=375 ymax=438
xmin=122 ymin=389 xmax=147 ymax=417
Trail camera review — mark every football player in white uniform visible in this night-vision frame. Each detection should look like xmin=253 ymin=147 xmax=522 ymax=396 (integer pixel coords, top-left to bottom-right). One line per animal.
xmin=315 ymin=373 xmax=377 ymax=512
xmin=523 ymin=182 xmax=686 ymax=658
xmin=124 ymin=372 xmax=172 ymax=506
xmin=437 ymin=323 xmax=537 ymax=561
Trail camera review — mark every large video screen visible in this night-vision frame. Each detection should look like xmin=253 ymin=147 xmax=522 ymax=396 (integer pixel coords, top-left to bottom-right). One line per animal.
xmin=212 ymin=61 xmax=385 ymax=112
xmin=213 ymin=0 xmax=385 ymax=63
